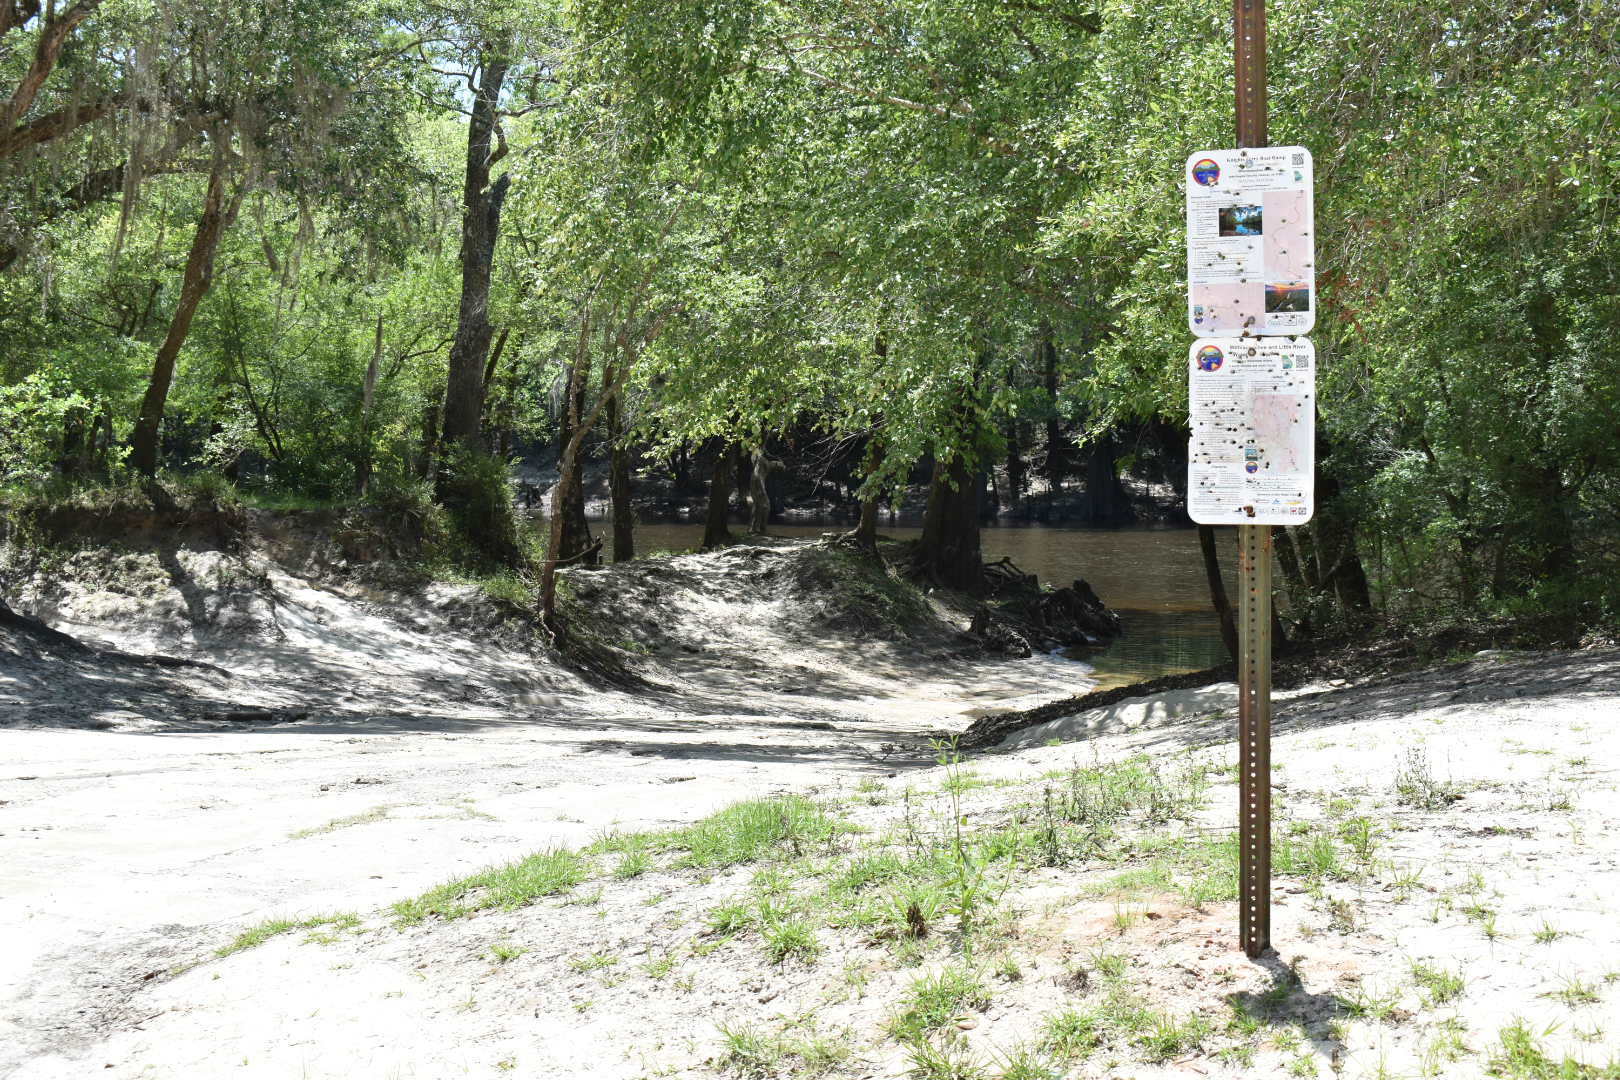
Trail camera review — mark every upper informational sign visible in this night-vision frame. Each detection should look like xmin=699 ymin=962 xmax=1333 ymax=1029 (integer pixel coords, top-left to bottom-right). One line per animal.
xmin=1186 ymin=146 xmax=1314 ymax=338
xmin=1187 ymin=337 xmax=1315 ymax=525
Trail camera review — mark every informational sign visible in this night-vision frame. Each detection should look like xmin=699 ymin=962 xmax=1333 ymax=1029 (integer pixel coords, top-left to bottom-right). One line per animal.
xmin=1187 ymin=337 xmax=1314 ymax=525
xmin=1186 ymin=146 xmax=1314 ymax=337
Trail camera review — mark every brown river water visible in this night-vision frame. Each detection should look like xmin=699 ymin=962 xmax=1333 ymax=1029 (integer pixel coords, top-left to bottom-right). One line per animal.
xmin=565 ymin=516 xmax=1238 ymax=693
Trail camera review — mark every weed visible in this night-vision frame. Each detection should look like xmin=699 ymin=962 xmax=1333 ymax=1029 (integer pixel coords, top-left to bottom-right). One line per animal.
xmin=215 ymin=918 xmax=297 ymax=957
xmin=1337 ymin=983 xmax=1402 ymax=1023
xmin=1487 ymin=1017 xmax=1620 ymax=1078
xmin=717 ymin=1022 xmax=850 ymax=1078
xmin=1390 ymin=861 xmax=1427 ymax=899
xmin=1112 ymin=900 xmax=1145 ymax=931
xmin=1042 ymin=1008 xmax=1101 ymax=1059
xmin=993 ymin=1042 xmax=1062 ymax=1080
xmin=1325 ymin=896 xmax=1359 ymax=933
xmin=891 ymin=966 xmax=990 ymax=1041
xmin=567 ymin=951 xmax=619 ymax=974
xmin=1088 ymin=949 xmax=1129 ymax=981
xmin=1339 ymin=816 xmax=1383 ymax=864
xmin=1410 ymin=962 xmax=1464 ymax=1005
xmin=905 ymin=1034 xmax=988 ymax=1080
xmin=1544 ymin=976 xmax=1602 ymax=1008
xmin=1393 ymin=747 xmax=1461 ymax=809
xmin=614 ymin=850 xmax=652 ymax=880
xmin=215 ymin=912 xmax=360 ymax=957
xmin=1534 ymin=921 xmax=1565 ymax=945
xmin=762 ymin=917 xmax=821 ymax=964
xmin=1136 ymin=1010 xmax=1212 ymax=1062
xmin=290 ymin=804 xmax=394 ymax=839
xmin=489 ymin=942 xmax=527 ymax=964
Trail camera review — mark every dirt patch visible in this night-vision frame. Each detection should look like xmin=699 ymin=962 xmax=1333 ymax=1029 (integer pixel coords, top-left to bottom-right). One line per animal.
xmin=0 ymin=519 xmax=1098 ymax=1076
xmin=8 ymin=648 xmax=1618 ymax=1079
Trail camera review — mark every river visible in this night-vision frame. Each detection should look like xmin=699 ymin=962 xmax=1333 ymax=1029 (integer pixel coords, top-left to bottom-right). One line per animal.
xmin=570 ymin=516 xmax=1237 ymax=692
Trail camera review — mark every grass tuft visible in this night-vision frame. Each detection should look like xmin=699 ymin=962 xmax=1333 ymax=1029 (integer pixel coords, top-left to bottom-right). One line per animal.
xmin=393 ymin=849 xmax=587 ymax=924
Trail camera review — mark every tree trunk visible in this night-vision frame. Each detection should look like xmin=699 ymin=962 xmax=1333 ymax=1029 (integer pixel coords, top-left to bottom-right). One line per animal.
xmin=855 ymin=495 xmax=879 ymax=550
xmin=849 ymin=437 xmax=883 ymax=552
xmin=606 ymin=382 xmax=634 ymax=562
xmin=415 ymin=401 xmax=440 ymax=481
xmin=437 ymin=53 xmax=511 ymax=469
xmin=1004 ymin=420 xmax=1026 ymax=509
xmin=671 ymin=445 xmax=692 ymax=493
xmin=1040 ymin=327 xmax=1065 ymax=487
xmin=1273 ymin=524 xmax=1308 ymax=614
xmin=1083 ymin=432 xmax=1132 ymax=525
xmin=747 ymin=447 xmax=772 ymax=535
xmin=553 ymin=361 xmax=593 ymax=565
xmin=1199 ymin=525 xmax=1239 ymax=663
xmin=701 ymin=440 xmax=735 ymax=549
xmin=129 ymin=158 xmax=233 ymax=477
xmin=355 ymin=312 xmax=383 ymax=497
xmin=1514 ymin=463 xmax=1577 ymax=587
xmin=477 ymin=325 xmax=511 ymax=442
xmin=917 ymin=452 xmax=983 ymax=592
xmin=1312 ymin=472 xmax=1373 ymax=616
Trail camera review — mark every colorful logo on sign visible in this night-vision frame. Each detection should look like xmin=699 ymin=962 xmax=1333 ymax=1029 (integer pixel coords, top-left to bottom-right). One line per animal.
xmin=1191 ymin=158 xmax=1220 ymax=186
xmin=1195 ymin=345 xmax=1224 ymax=372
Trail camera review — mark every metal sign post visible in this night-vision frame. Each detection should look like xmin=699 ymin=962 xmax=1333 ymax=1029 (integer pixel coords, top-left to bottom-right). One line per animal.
xmin=1234 ymin=0 xmax=1272 ymax=960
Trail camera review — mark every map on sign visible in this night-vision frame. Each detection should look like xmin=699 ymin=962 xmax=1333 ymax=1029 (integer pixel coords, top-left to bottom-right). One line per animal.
xmin=1187 ymin=338 xmax=1315 ymax=525
xmin=1186 ymin=146 xmax=1314 ymax=337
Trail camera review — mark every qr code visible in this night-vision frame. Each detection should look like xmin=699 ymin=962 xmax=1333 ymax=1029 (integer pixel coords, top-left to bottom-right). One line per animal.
xmin=1291 ymin=152 xmax=1305 ymax=165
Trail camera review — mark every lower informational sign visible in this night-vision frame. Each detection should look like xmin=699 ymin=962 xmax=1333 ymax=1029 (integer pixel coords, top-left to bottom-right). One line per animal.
xmin=1187 ymin=338 xmax=1315 ymax=525
xmin=1186 ymin=146 xmax=1314 ymax=337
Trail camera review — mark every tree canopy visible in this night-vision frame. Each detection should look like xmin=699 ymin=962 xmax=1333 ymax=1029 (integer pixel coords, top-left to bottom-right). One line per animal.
xmin=1 ymin=0 xmax=1616 ymax=632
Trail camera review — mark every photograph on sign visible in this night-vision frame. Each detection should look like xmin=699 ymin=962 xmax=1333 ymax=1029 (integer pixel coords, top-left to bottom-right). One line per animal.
xmin=1185 ymin=147 xmax=1314 ymax=337
xmin=1187 ymin=337 xmax=1315 ymax=525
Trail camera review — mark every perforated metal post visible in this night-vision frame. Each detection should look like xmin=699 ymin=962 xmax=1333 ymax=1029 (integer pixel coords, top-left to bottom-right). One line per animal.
xmin=1235 ymin=0 xmax=1272 ymax=960
xmin=1234 ymin=0 xmax=1268 ymax=148
xmin=1236 ymin=523 xmax=1272 ymax=957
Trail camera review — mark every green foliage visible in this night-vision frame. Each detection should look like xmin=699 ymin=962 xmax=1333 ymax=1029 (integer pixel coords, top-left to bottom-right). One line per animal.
xmin=437 ymin=448 xmax=530 ymax=569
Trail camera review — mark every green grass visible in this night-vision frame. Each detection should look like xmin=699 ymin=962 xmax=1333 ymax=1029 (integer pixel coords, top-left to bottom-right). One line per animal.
xmin=393 ymin=849 xmax=588 ymax=924
xmin=1043 ymin=1008 xmax=1103 ymax=1059
xmin=1411 ymin=961 xmax=1465 ymax=1006
xmin=761 ymin=917 xmax=821 ymax=964
xmin=567 ymin=951 xmax=619 ymax=973
xmin=1544 ymin=976 xmax=1603 ymax=1008
xmin=673 ymin=796 xmax=846 ymax=867
xmin=591 ymin=796 xmax=848 ymax=870
xmin=489 ymin=941 xmax=527 ymax=963
xmin=614 ymin=850 xmax=652 ymax=879
xmin=890 ymin=966 xmax=991 ymax=1041
xmin=1489 ymin=1018 xmax=1620 ymax=1078
xmin=717 ymin=1022 xmax=851 ymax=1078
xmin=215 ymin=912 xmax=361 ymax=957
xmin=289 ymin=804 xmax=393 ymax=839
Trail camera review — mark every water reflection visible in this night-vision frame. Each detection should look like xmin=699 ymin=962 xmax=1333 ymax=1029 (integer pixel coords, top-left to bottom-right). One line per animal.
xmin=553 ymin=515 xmax=1241 ymax=689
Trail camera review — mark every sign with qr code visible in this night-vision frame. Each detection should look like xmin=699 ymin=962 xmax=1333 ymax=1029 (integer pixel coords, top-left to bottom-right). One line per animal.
xmin=1187 ymin=337 xmax=1315 ymax=525
xmin=1186 ymin=147 xmax=1314 ymax=337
